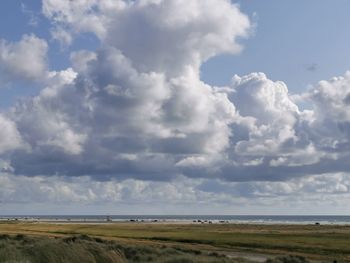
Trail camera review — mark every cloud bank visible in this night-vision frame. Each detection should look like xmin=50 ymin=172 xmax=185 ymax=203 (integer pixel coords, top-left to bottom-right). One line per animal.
xmin=0 ymin=0 xmax=349 ymax=211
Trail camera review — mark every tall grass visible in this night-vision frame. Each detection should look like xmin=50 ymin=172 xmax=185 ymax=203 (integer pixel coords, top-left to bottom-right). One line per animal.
xmin=0 ymin=223 xmax=346 ymax=261
xmin=0 ymin=234 xmax=257 ymax=263
xmin=0 ymin=234 xmax=125 ymax=263
xmin=0 ymin=234 xmax=311 ymax=263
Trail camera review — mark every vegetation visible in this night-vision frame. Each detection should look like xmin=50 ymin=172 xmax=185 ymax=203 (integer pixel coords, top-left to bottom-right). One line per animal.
xmin=0 ymin=234 xmax=257 ymax=263
xmin=0 ymin=223 xmax=349 ymax=262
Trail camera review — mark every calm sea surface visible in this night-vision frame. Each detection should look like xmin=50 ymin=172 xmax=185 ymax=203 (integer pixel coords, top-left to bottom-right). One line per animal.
xmin=1 ymin=215 xmax=350 ymax=224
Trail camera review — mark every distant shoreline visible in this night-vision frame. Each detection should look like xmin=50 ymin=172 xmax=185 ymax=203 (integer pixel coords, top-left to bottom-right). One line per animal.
xmin=1 ymin=215 xmax=350 ymax=225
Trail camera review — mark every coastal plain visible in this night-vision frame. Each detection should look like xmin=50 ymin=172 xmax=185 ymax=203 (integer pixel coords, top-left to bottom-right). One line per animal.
xmin=0 ymin=222 xmax=349 ymax=262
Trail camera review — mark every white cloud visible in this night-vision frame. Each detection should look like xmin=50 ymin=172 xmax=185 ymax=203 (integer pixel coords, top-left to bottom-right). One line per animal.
xmin=1 ymin=0 xmax=350 ymax=212
xmin=51 ymin=27 xmax=73 ymax=47
xmin=8 ymin=0 xmax=249 ymax=179
xmin=11 ymin=68 xmax=86 ymax=156
xmin=42 ymin=0 xmax=250 ymax=76
xmin=42 ymin=0 xmax=115 ymax=40
xmin=70 ymin=50 xmax=97 ymax=73
xmin=308 ymin=71 xmax=350 ymax=145
xmin=230 ymin=73 xmax=299 ymax=156
xmin=103 ymin=0 xmax=250 ymax=76
xmin=0 ymin=34 xmax=48 ymax=83
xmin=1 ymin=171 xmax=349 ymax=215
xmin=1 ymin=0 xmax=348 ymax=184
xmin=0 ymin=114 xmax=23 ymax=154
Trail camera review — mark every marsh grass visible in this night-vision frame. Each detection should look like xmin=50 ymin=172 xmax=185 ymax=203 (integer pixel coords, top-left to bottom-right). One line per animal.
xmin=0 ymin=223 xmax=348 ymax=262
xmin=0 ymin=234 xmax=257 ymax=263
xmin=0 ymin=235 xmax=125 ymax=263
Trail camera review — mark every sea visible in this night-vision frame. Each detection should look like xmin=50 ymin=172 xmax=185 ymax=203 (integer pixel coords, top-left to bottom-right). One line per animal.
xmin=1 ymin=215 xmax=350 ymax=225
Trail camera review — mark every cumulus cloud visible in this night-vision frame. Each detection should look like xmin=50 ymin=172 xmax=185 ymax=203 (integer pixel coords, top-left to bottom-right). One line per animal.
xmin=230 ymin=72 xmax=299 ymax=156
xmin=4 ymin=0 xmax=248 ymax=180
xmin=309 ymin=71 xmax=350 ymax=141
xmin=0 ymin=115 xmax=23 ymax=154
xmin=42 ymin=0 xmax=109 ymax=40
xmin=1 ymin=0 xmax=350 ymax=211
xmin=0 ymin=34 xmax=48 ymax=83
xmin=43 ymin=0 xmax=250 ymax=75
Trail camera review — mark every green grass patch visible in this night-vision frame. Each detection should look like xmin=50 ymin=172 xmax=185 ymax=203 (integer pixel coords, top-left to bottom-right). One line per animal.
xmin=0 ymin=223 xmax=349 ymax=262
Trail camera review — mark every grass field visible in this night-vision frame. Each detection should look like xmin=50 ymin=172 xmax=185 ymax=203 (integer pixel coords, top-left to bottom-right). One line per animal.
xmin=0 ymin=222 xmax=349 ymax=262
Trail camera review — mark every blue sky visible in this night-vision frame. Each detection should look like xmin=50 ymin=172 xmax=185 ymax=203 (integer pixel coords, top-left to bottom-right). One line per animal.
xmin=0 ymin=0 xmax=98 ymax=108
xmin=1 ymin=0 xmax=350 ymax=215
xmin=203 ymin=0 xmax=350 ymax=92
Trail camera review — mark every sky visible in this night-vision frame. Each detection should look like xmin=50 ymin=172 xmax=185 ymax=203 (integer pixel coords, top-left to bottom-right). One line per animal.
xmin=0 ymin=0 xmax=350 ymax=215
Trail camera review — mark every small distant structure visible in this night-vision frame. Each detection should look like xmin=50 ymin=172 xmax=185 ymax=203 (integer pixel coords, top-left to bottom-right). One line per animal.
xmin=106 ymin=216 xmax=112 ymax=222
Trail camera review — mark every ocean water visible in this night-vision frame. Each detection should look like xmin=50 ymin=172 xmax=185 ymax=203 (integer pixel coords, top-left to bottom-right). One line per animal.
xmin=1 ymin=215 xmax=350 ymax=225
